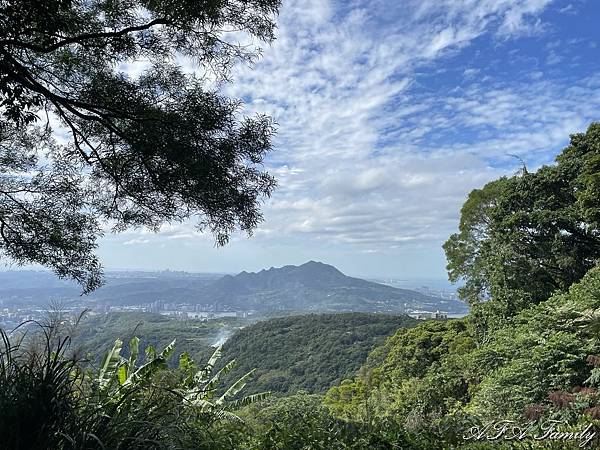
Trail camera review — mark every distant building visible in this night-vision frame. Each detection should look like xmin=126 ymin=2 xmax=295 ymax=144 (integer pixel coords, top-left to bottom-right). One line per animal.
xmin=410 ymin=310 xmax=448 ymax=320
xmin=149 ymin=300 xmax=164 ymax=313
xmin=433 ymin=310 xmax=448 ymax=319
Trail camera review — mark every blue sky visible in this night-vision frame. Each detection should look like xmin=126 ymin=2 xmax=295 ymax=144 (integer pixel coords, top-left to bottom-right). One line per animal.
xmin=98 ymin=0 xmax=600 ymax=280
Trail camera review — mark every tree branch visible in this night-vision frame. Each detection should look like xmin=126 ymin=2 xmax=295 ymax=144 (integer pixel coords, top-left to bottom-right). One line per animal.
xmin=0 ymin=19 xmax=172 ymax=53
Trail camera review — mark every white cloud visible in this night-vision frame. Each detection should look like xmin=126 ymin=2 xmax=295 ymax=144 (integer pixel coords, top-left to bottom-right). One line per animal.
xmin=123 ymin=238 xmax=150 ymax=246
xmin=101 ymin=0 xmax=600 ymax=278
xmin=463 ymin=68 xmax=481 ymax=79
xmin=211 ymin=0 xmax=574 ymax=252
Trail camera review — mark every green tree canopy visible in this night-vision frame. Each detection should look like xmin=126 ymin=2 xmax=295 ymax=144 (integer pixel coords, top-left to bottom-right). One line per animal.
xmin=444 ymin=123 xmax=600 ymax=322
xmin=0 ymin=0 xmax=281 ymax=292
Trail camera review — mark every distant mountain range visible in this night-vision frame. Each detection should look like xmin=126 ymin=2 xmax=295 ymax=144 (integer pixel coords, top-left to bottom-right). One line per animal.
xmin=197 ymin=261 xmax=466 ymax=313
xmin=0 ymin=262 xmax=468 ymax=314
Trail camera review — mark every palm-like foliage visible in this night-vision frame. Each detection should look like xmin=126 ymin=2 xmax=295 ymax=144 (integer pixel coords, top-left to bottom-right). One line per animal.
xmin=0 ymin=325 xmax=268 ymax=450
xmin=177 ymin=345 xmax=270 ymax=421
xmin=94 ymin=337 xmax=269 ymax=423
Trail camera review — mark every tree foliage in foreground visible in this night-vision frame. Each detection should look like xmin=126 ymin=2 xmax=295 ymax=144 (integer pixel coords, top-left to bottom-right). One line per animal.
xmin=0 ymin=0 xmax=281 ymax=291
xmin=238 ymin=393 xmax=412 ymax=450
xmin=444 ymin=123 xmax=600 ymax=324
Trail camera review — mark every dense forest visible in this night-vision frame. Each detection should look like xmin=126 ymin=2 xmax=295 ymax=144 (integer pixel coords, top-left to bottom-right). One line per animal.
xmin=219 ymin=313 xmax=418 ymax=394
xmin=71 ymin=311 xmax=418 ymax=395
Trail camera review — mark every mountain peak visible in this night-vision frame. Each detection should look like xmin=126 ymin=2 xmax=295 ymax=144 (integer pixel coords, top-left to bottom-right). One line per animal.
xmin=297 ymin=260 xmax=344 ymax=275
xmin=212 ymin=261 xmax=350 ymax=294
xmin=300 ymin=260 xmax=325 ymax=267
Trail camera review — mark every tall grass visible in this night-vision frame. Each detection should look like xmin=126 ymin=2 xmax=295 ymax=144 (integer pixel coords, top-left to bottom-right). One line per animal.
xmin=0 ymin=325 xmax=82 ymax=449
xmin=0 ymin=320 xmax=257 ymax=450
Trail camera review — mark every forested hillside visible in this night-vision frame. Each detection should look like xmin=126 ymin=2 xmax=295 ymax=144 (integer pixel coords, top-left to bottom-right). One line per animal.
xmin=219 ymin=313 xmax=418 ymax=394
xmin=321 ymin=123 xmax=600 ymax=448
xmin=72 ymin=312 xmax=245 ymax=364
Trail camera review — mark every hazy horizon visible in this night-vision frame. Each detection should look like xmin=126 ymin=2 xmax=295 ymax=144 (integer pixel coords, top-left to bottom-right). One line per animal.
xmin=0 ymin=261 xmax=458 ymax=289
